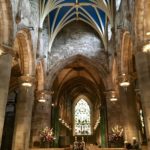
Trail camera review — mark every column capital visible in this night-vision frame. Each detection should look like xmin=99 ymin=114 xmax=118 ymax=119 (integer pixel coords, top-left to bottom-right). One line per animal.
xmin=104 ymin=90 xmax=118 ymax=102
xmin=19 ymin=75 xmax=35 ymax=87
xmin=36 ymin=90 xmax=53 ymax=103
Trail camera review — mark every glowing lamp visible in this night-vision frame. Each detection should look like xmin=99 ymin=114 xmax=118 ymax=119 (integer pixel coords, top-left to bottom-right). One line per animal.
xmin=38 ymin=98 xmax=46 ymax=103
xmin=22 ymin=82 xmax=32 ymax=87
xmin=110 ymin=97 xmax=118 ymax=102
xmin=143 ymin=43 xmax=150 ymax=52
xmin=146 ymin=31 xmax=150 ymax=36
xmin=119 ymin=74 xmax=130 ymax=87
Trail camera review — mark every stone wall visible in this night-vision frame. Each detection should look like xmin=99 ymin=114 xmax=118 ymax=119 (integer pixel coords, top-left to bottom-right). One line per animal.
xmin=48 ymin=21 xmax=107 ymax=71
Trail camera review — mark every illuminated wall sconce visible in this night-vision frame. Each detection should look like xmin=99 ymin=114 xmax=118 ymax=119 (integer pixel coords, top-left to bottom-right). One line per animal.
xmin=143 ymin=43 xmax=150 ymax=53
xmin=132 ymin=137 xmax=136 ymax=140
xmin=51 ymin=103 xmax=55 ymax=107
xmin=110 ymin=96 xmax=118 ymax=102
xmin=21 ymin=75 xmax=33 ymax=87
xmin=22 ymin=82 xmax=32 ymax=87
xmin=36 ymin=90 xmax=51 ymax=103
xmin=119 ymin=74 xmax=130 ymax=87
xmin=104 ymin=90 xmax=118 ymax=102
xmin=146 ymin=31 xmax=150 ymax=36
xmin=38 ymin=92 xmax=46 ymax=103
xmin=110 ymin=91 xmax=118 ymax=102
xmin=38 ymin=98 xmax=46 ymax=103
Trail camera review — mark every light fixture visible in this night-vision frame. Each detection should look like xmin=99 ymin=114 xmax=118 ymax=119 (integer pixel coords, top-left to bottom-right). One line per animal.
xmin=51 ymin=103 xmax=54 ymax=107
xmin=37 ymin=90 xmax=51 ymax=103
xmin=0 ymin=49 xmax=4 ymax=55
xmin=110 ymin=97 xmax=118 ymax=102
xmin=143 ymin=43 xmax=150 ymax=52
xmin=21 ymin=75 xmax=33 ymax=87
xmin=132 ymin=137 xmax=136 ymax=140
xmin=22 ymin=82 xmax=32 ymax=87
xmin=120 ymin=81 xmax=130 ymax=87
xmin=146 ymin=31 xmax=150 ymax=36
xmin=124 ymin=140 xmax=128 ymax=144
xmin=119 ymin=74 xmax=130 ymax=87
xmin=109 ymin=90 xmax=118 ymax=102
xmin=38 ymin=98 xmax=46 ymax=103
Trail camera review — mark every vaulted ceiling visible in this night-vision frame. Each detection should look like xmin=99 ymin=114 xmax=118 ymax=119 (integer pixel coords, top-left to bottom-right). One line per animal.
xmin=40 ymin=0 xmax=113 ymax=49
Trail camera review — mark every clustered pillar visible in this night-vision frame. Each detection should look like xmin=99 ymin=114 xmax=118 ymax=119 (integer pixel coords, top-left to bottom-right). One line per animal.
xmin=136 ymin=52 xmax=150 ymax=148
xmin=30 ymin=90 xmax=52 ymax=148
xmin=0 ymin=54 xmax=12 ymax=147
xmin=120 ymin=85 xmax=139 ymax=143
xmin=12 ymin=75 xmax=35 ymax=150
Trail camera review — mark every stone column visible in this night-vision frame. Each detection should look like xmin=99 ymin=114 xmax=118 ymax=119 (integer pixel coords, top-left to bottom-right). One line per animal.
xmin=12 ymin=75 xmax=35 ymax=150
xmin=30 ymin=90 xmax=52 ymax=148
xmin=120 ymin=84 xmax=139 ymax=143
xmin=100 ymin=100 xmax=108 ymax=148
xmin=135 ymin=52 xmax=150 ymax=148
xmin=0 ymin=53 xmax=12 ymax=147
xmin=106 ymin=91 xmax=123 ymax=147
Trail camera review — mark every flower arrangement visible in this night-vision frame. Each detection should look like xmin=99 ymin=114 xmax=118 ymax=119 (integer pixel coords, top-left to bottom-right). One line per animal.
xmin=39 ymin=127 xmax=54 ymax=142
xmin=109 ymin=125 xmax=124 ymax=145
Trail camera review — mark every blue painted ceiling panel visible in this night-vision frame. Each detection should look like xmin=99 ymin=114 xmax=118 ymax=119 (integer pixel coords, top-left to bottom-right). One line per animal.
xmin=42 ymin=0 xmax=112 ymax=48
xmin=54 ymin=6 xmax=72 ymax=29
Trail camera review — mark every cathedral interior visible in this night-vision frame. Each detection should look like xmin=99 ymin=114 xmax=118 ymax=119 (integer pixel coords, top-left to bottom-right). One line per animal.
xmin=0 ymin=0 xmax=150 ymax=150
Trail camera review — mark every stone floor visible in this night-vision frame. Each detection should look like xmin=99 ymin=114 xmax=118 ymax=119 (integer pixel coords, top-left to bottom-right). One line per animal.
xmin=30 ymin=149 xmax=126 ymax=150
xmin=30 ymin=144 xmax=148 ymax=150
xmin=30 ymin=147 xmax=126 ymax=150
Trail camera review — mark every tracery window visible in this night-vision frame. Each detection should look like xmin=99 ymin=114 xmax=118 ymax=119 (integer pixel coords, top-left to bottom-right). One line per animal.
xmin=74 ymin=99 xmax=91 ymax=135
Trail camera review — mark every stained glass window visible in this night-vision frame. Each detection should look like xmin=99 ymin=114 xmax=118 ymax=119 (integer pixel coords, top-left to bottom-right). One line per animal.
xmin=74 ymin=99 xmax=91 ymax=135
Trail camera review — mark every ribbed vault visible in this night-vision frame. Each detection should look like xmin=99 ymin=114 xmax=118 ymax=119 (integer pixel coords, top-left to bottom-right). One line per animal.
xmin=40 ymin=0 xmax=113 ymax=50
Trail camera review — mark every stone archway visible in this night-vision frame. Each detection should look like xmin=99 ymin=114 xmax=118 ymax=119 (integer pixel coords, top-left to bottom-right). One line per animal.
xmin=14 ymin=29 xmax=34 ymax=76
xmin=11 ymin=29 xmax=35 ymax=150
xmin=48 ymin=53 xmax=109 ymax=148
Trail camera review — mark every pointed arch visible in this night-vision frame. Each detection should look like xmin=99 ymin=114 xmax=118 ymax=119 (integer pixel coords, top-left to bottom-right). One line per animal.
xmin=46 ymin=55 xmax=109 ymax=90
xmin=36 ymin=60 xmax=45 ymax=91
xmin=13 ymin=29 xmax=34 ymax=76
xmin=73 ymin=95 xmax=92 ymax=136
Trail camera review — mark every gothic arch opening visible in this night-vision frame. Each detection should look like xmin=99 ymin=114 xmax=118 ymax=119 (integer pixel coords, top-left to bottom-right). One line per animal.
xmin=1 ymin=29 xmax=34 ymax=150
xmin=46 ymin=21 xmax=110 ymax=148
xmin=49 ymin=54 xmax=108 ymax=147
